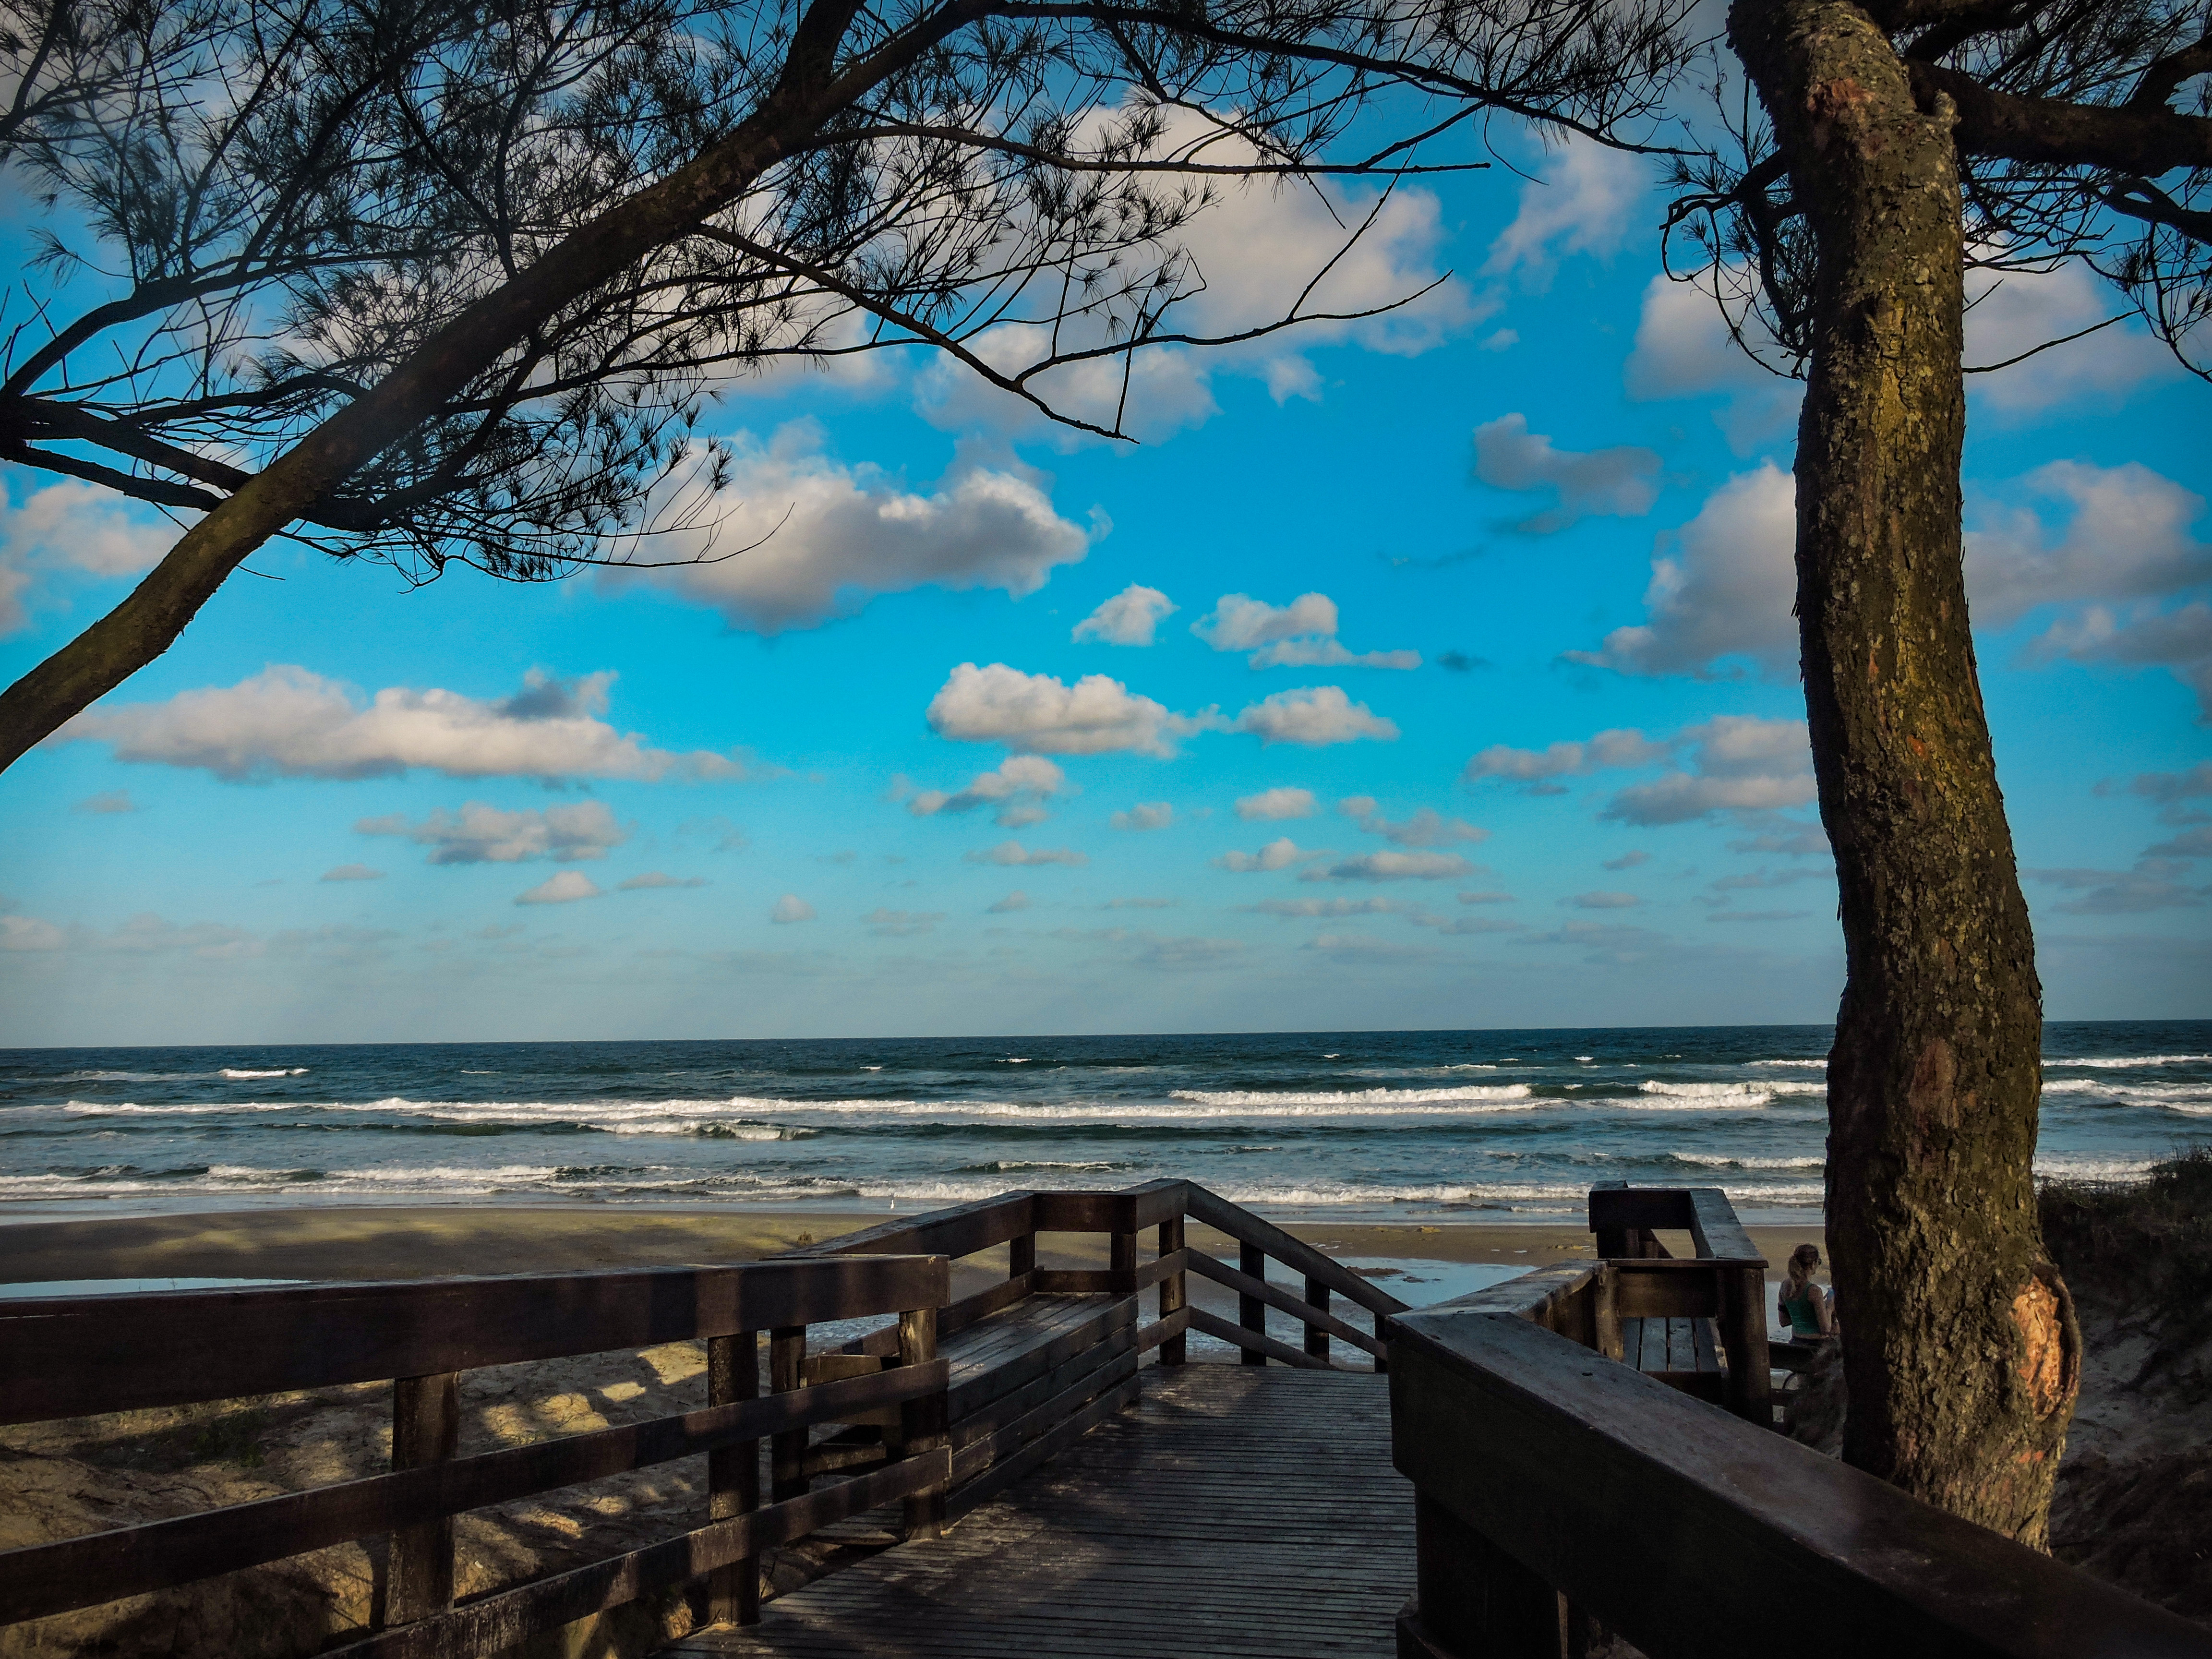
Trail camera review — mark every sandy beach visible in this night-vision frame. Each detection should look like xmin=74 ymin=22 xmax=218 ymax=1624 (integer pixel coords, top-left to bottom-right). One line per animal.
xmin=0 ymin=1202 xmax=1826 ymax=1290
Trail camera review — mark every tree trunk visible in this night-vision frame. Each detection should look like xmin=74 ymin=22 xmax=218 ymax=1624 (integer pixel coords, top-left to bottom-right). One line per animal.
xmin=1731 ymin=0 xmax=2080 ymax=1544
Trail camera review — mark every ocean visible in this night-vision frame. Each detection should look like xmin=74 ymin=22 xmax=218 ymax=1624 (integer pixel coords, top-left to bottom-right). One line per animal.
xmin=2 ymin=1022 xmax=2207 ymax=1226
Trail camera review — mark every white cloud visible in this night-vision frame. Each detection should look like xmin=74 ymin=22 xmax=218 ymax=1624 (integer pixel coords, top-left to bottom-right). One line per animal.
xmin=1464 ymin=728 xmax=1671 ymax=782
xmin=1568 ymin=463 xmax=1798 ymax=678
xmin=1299 ymin=851 xmax=1476 ymax=882
xmin=2024 ymin=860 xmax=2207 ymax=914
xmin=1250 ymin=896 xmax=1404 ymax=918
xmin=1232 ymin=686 xmax=1398 ymax=746
xmin=1568 ymin=890 xmax=1642 ymax=909
xmin=72 ymin=790 xmax=137 ymax=815
xmin=0 ymin=479 xmax=173 ymax=634
xmin=1623 ymin=272 xmax=1802 ymax=448
xmin=618 ymin=872 xmax=708 ymax=890
xmin=907 ymin=755 xmax=1068 ymax=826
xmin=914 ymin=108 xmax=1473 ymax=443
xmin=964 ymin=840 xmax=1087 ymax=867
xmin=1337 ymin=796 xmax=1487 ymax=846
xmin=1604 ymin=717 xmax=1817 ymax=826
xmin=1214 ymin=837 xmax=1317 ymax=873
xmin=1 ymin=913 xmax=66 ymax=950
xmin=1102 ymin=896 xmax=1178 ymax=910
xmin=60 ymin=666 xmax=745 ymax=783
xmin=358 ymin=801 xmax=629 ymax=865
xmin=517 ymin=871 xmax=602 ymax=905
xmin=1603 ymin=850 xmax=1651 ymax=870
xmin=1963 ymin=261 xmax=2177 ymax=414
xmin=1111 ymin=802 xmax=1175 ymax=831
xmin=1236 ymin=787 xmax=1318 ymax=821
xmin=1481 ymin=136 xmax=1647 ymax=289
xmin=320 ymin=864 xmax=385 ymax=883
xmin=1074 ymin=585 xmax=1176 ymax=646
xmin=1195 ymin=593 xmax=1417 ymax=670
xmin=926 ymin=662 xmax=1211 ymax=757
xmin=986 ymin=890 xmax=1032 ymax=913
xmin=2031 ymin=602 xmax=2212 ymax=718
xmin=1967 ymin=464 xmax=2210 ymax=657
xmin=1458 ymin=890 xmax=1517 ymax=905
xmin=864 ymin=907 xmax=948 ymax=936
xmin=1468 ymin=715 xmax=1815 ymax=826
xmin=1471 ymin=415 xmax=1660 ymax=534
xmin=625 ymin=423 xmax=1091 ymax=633
xmin=1196 ymin=592 xmax=1340 ymax=651
xmin=771 ymin=894 xmax=817 ymax=924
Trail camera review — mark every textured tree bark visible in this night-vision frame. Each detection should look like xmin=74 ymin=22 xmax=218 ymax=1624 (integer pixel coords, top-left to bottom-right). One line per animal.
xmin=1730 ymin=0 xmax=2080 ymax=1545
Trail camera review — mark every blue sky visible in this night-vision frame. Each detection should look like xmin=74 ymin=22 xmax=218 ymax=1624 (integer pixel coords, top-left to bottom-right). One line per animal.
xmin=4 ymin=134 xmax=2210 ymax=1044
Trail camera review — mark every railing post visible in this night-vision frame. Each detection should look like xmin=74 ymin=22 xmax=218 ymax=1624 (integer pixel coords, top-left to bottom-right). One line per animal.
xmin=1009 ymin=1228 xmax=1036 ymax=1285
xmin=1110 ymin=1226 xmax=1137 ymax=1294
xmin=707 ymin=1331 xmax=761 ymax=1626
xmin=769 ymin=1325 xmax=808 ymax=1503
xmin=1403 ymin=1490 xmax=1561 ymax=1659
xmin=1157 ymin=1215 xmax=1186 ymax=1365
xmin=1374 ymin=1308 xmax=1389 ymax=1374
xmin=1304 ymin=1274 xmax=1330 ymax=1364
xmin=1591 ymin=1264 xmax=1623 ymax=1363
xmin=894 ymin=1306 xmax=947 ymax=1540
xmin=1717 ymin=1263 xmax=1774 ymax=1426
xmin=385 ymin=1371 xmax=458 ymax=1626
xmin=1238 ymin=1241 xmax=1267 ymax=1366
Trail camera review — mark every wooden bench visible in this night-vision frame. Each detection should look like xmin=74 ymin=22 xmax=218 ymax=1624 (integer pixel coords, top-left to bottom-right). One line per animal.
xmin=1619 ymin=1312 xmax=1722 ymax=1402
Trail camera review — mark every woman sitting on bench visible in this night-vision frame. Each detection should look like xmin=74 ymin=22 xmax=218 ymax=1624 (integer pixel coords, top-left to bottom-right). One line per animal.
xmin=1778 ymin=1243 xmax=1836 ymax=1341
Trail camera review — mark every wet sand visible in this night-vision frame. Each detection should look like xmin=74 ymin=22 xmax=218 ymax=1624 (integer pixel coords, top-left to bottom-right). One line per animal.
xmin=0 ymin=1203 xmax=1825 ymax=1286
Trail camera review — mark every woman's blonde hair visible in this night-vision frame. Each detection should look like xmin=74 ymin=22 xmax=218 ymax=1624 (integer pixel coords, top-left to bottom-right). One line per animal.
xmin=1784 ymin=1242 xmax=1822 ymax=1298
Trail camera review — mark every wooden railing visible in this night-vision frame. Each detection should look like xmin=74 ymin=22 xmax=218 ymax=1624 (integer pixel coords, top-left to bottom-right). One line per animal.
xmin=0 ymin=1254 xmax=951 ymax=1657
xmin=1389 ymin=1185 xmax=2212 ymax=1659
xmin=776 ymin=1179 xmax=1410 ymax=1524
xmin=0 ymin=1178 xmax=1408 ymax=1656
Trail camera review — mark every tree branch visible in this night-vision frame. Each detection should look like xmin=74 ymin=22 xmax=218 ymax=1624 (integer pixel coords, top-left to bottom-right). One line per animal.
xmin=1913 ymin=60 xmax=2212 ymax=171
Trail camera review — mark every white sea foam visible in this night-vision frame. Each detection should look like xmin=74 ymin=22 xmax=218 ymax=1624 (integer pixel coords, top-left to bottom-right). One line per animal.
xmin=2051 ymin=1054 xmax=2212 ymax=1069
xmin=1170 ymin=1085 xmax=1536 ymax=1107
xmin=1748 ymin=1059 xmax=1827 ymax=1070
xmin=221 ymin=1068 xmax=309 ymax=1078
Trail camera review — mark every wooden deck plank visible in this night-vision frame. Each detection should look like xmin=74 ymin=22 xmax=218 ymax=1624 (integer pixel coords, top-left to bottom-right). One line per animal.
xmin=667 ymin=1365 xmax=1411 ymax=1659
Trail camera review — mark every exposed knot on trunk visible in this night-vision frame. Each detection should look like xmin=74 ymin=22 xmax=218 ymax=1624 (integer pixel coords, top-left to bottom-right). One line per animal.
xmin=2015 ymin=1261 xmax=2081 ymax=1422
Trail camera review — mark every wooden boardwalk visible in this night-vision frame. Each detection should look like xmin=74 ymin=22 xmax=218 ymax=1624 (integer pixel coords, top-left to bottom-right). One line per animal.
xmin=668 ymin=1364 xmax=1411 ymax=1659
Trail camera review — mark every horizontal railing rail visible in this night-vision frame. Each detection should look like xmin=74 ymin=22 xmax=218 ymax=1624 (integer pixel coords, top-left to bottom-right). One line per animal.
xmin=0 ymin=1254 xmax=951 ymax=1654
xmin=1390 ymin=1297 xmax=2210 ymax=1659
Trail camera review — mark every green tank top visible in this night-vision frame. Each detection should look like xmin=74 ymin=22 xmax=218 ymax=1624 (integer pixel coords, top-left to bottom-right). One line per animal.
xmin=1783 ymin=1292 xmax=1823 ymax=1336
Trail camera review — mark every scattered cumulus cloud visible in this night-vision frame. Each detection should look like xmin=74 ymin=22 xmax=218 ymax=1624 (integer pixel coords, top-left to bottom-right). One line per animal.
xmin=72 ymin=790 xmax=137 ymax=814
xmin=1194 ymin=593 xmax=1417 ymax=670
xmin=357 ymin=801 xmax=629 ymax=865
xmin=964 ymin=840 xmax=1087 ymax=867
xmin=1567 ymin=890 xmax=1642 ymax=909
xmin=60 ymin=666 xmax=746 ymax=783
xmin=1623 ymin=271 xmax=1801 ymax=449
xmin=1251 ymin=896 xmax=1403 ymax=918
xmin=1074 ymin=584 xmax=1176 ymax=646
xmin=0 ymin=479 xmax=173 ymax=635
xmin=320 ymin=864 xmax=385 ymax=883
xmin=986 ymin=890 xmax=1032 ymax=913
xmin=1471 ymin=414 xmax=1660 ymax=534
xmin=617 ymin=872 xmax=708 ymax=890
xmin=1110 ymin=802 xmax=1175 ymax=831
xmin=1215 ymin=837 xmax=1318 ymax=873
xmin=2025 ymin=861 xmax=2208 ymax=914
xmin=1481 ymin=136 xmax=1647 ymax=290
xmin=516 ymin=871 xmax=601 ymax=905
xmin=927 ymin=662 xmax=1206 ymax=757
xmin=1102 ymin=896 xmax=1177 ymax=910
xmin=1567 ymin=463 xmax=1797 ymax=678
xmin=1337 ymin=796 xmax=1486 ymax=846
xmin=907 ymin=755 xmax=1067 ymax=826
xmin=1468 ymin=717 xmax=1816 ymax=826
xmin=1299 ymin=850 xmax=1476 ymax=882
xmin=771 ymin=894 xmax=817 ymax=924
xmin=1236 ymin=787 xmax=1318 ymax=821
xmin=1968 ymin=463 xmax=2210 ymax=625
xmin=1963 ymin=261 xmax=2178 ymax=415
xmin=1459 ymin=890 xmax=1516 ymax=904
xmin=1232 ymin=686 xmax=1398 ymax=746
xmin=624 ymin=422 xmax=1091 ymax=633
xmin=1603 ymin=850 xmax=1650 ymax=871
